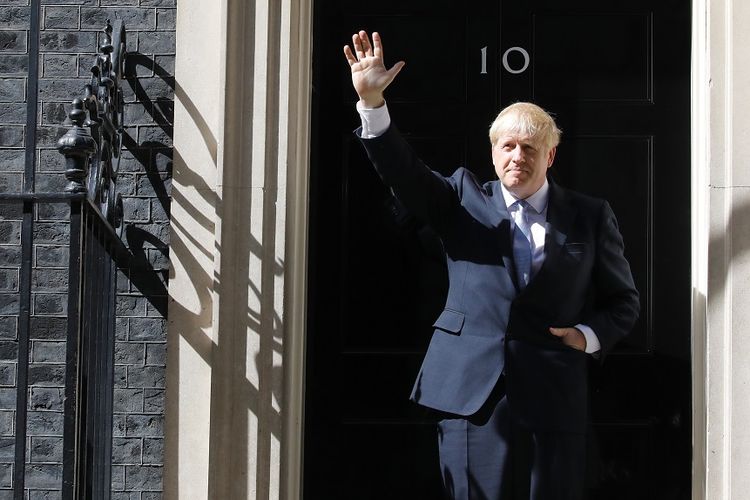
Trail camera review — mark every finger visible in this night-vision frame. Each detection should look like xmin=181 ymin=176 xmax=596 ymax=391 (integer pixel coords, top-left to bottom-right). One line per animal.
xmin=386 ymin=61 xmax=406 ymax=80
xmin=373 ymin=31 xmax=383 ymax=59
xmin=548 ymin=327 xmax=567 ymax=337
xmin=343 ymin=45 xmax=357 ymax=66
xmin=360 ymin=30 xmax=373 ymax=57
xmin=352 ymin=33 xmax=365 ymax=60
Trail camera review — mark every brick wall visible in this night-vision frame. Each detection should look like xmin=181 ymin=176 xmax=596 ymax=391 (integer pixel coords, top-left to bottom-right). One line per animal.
xmin=0 ymin=0 xmax=174 ymax=497
xmin=0 ymin=200 xmax=23 ymax=498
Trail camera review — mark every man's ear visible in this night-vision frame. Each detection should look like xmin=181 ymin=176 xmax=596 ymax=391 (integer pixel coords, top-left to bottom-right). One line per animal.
xmin=546 ymin=146 xmax=557 ymax=168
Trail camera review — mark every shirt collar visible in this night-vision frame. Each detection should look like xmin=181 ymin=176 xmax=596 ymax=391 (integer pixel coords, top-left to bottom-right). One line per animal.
xmin=500 ymin=178 xmax=550 ymax=214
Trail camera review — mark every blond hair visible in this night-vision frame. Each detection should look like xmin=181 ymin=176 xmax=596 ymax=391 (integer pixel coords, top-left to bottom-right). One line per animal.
xmin=488 ymin=102 xmax=562 ymax=149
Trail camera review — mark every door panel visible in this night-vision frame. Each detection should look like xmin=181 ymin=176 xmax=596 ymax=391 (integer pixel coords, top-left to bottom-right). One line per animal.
xmin=501 ymin=2 xmax=691 ymax=497
xmin=556 ymin=135 xmax=652 ymax=352
xmin=307 ymin=1 xmax=690 ymax=498
xmin=307 ymin=3 xmax=487 ymax=498
xmin=534 ymin=13 xmax=652 ymax=102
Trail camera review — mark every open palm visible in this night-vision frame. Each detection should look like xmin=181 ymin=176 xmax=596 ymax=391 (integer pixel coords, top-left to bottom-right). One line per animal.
xmin=344 ymin=31 xmax=405 ymax=107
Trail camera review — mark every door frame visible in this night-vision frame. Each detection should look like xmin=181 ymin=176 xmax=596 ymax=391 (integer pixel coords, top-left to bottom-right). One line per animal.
xmin=689 ymin=0 xmax=708 ymax=498
xmin=287 ymin=0 xmax=713 ymax=496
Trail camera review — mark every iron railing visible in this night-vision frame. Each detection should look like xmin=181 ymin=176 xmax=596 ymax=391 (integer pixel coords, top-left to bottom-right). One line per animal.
xmin=0 ymin=19 xmax=157 ymax=500
xmin=58 ymin=19 xmax=126 ymax=500
xmin=63 ymin=196 xmax=119 ymax=499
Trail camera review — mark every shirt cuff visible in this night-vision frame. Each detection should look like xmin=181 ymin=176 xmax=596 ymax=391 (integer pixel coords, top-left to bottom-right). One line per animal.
xmin=356 ymin=100 xmax=391 ymax=138
xmin=575 ymin=324 xmax=601 ymax=354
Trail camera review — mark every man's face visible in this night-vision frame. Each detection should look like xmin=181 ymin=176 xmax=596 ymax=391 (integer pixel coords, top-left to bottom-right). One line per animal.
xmin=491 ymin=134 xmax=556 ymax=199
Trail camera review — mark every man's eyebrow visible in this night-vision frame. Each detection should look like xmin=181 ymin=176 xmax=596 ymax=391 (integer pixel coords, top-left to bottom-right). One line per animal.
xmin=498 ymin=136 xmax=539 ymax=148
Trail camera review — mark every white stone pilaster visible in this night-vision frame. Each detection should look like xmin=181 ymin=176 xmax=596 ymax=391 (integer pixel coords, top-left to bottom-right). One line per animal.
xmin=696 ymin=0 xmax=750 ymax=498
xmin=166 ymin=0 xmax=311 ymax=498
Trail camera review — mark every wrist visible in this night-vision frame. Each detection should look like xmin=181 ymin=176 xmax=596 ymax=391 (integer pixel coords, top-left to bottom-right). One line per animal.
xmin=359 ymin=95 xmax=385 ymax=109
xmin=573 ymin=327 xmax=587 ymax=350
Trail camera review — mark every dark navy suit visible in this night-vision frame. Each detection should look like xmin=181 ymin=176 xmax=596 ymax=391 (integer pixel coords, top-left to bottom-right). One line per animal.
xmin=358 ymin=124 xmax=639 ymax=499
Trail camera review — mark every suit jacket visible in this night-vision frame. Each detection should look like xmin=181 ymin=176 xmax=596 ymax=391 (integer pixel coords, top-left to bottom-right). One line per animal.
xmin=358 ymin=125 xmax=640 ymax=433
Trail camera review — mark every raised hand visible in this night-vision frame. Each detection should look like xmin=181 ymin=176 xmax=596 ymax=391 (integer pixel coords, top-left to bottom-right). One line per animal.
xmin=343 ymin=31 xmax=405 ymax=108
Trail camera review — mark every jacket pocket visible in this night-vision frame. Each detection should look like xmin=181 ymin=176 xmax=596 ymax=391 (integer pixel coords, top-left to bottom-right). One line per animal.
xmin=432 ymin=309 xmax=465 ymax=335
xmin=564 ymin=242 xmax=587 ymax=263
xmin=565 ymin=242 xmax=586 ymax=255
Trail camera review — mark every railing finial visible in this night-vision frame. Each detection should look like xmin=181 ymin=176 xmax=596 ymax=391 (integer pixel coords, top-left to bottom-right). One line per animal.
xmin=58 ymin=98 xmax=97 ymax=193
xmin=57 ymin=20 xmax=127 ymax=227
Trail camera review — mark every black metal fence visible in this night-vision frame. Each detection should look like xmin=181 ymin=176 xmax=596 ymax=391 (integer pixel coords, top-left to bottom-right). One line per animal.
xmin=64 ymin=197 xmax=120 ymax=499
xmin=0 ymin=20 xmax=131 ymax=500
xmin=0 ymin=193 xmax=126 ymax=499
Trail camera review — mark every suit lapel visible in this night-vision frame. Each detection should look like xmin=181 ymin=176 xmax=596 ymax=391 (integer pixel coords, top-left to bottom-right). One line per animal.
xmin=542 ymin=179 xmax=576 ymax=269
xmin=521 ymin=178 xmax=577 ymax=295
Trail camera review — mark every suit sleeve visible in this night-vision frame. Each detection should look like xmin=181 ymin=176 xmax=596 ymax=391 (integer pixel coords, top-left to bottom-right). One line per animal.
xmin=583 ymin=201 xmax=640 ymax=358
xmin=356 ymin=124 xmax=460 ymax=234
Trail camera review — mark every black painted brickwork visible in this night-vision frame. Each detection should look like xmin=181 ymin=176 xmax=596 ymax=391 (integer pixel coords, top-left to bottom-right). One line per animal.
xmin=0 ymin=0 xmax=174 ymax=497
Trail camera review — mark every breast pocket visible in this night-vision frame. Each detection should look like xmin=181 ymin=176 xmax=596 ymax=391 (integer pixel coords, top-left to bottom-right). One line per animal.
xmin=564 ymin=242 xmax=587 ymax=262
xmin=432 ymin=309 xmax=465 ymax=335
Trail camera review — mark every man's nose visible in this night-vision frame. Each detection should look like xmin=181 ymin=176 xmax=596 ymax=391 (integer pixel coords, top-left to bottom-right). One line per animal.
xmin=512 ymin=145 xmax=524 ymax=162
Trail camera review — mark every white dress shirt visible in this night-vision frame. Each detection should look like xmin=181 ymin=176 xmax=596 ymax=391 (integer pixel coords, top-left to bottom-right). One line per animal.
xmin=356 ymin=101 xmax=601 ymax=353
xmin=503 ymin=180 xmax=549 ymax=279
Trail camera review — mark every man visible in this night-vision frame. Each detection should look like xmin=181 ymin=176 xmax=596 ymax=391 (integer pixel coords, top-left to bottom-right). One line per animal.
xmin=344 ymin=31 xmax=639 ymax=500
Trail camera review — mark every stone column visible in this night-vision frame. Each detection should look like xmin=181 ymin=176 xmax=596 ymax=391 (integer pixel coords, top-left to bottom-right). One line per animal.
xmin=694 ymin=0 xmax=750 ymax=498
xmin=165 ymin=0 xmax=311 ymax=498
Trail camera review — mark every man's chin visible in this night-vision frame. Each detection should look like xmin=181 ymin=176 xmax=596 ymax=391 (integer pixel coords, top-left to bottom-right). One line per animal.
xmin=501 ymin=177 xmax=526 ymax=189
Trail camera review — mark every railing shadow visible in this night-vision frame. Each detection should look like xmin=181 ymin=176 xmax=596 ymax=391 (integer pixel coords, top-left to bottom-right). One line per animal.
xmin=154 ymin=9 xmax=289 ymax=493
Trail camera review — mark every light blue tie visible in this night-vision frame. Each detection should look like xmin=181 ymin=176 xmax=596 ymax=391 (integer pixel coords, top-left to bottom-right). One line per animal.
xmin=512 ymin=200 xmax=533 ymax=289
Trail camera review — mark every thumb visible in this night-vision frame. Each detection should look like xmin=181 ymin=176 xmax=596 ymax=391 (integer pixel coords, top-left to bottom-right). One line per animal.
xmin=386 ymin=60 xmax=406 ymax=79
xmin=549 ymin=327 xmax=566 ymax=337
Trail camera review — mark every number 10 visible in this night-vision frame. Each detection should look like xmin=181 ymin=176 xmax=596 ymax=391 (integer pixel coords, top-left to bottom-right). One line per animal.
xmin=480 ymin=46 xmax=531 ymax=75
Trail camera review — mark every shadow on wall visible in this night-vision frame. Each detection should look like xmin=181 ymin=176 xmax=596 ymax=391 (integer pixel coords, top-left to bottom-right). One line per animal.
xmin=116 ymin=52 xmax=176 ymax=313
xmin=707 ymin=189 xmax=750 ymax=294
xmin=161 ymin=13 xmax=289 ymax=497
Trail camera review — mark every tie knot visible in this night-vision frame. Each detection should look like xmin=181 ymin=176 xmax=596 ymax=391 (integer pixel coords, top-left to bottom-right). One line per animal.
xmin=515 ymin=199 xmax=532 ymax=213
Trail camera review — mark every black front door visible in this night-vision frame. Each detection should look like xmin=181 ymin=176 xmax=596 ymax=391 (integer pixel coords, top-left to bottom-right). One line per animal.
xmin=305 ymin=1 xmax=691 ymax=499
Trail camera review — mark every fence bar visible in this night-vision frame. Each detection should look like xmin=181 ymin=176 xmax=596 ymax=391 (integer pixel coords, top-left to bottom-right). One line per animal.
xmin=0 ymin=193 xmax=87 ymax=202
xmin=13 ymin=202 xmax=33 ymax=499
xmin=62 ymin=201 xmax=83 ymax=500
xmin=102 ymin=246 xmax=116 ymax=496
xmin=93 ymin=223 xmax=108 ymax=498
xmin=86 ymin=217 xmax=101 ymax=498
xmin=24 ymin=0 xmax=40 ymax=193
xmin=79 ymin=210 xmax=95 ymax=499
xmin=14 ymin=0 xmax=41 ymax=491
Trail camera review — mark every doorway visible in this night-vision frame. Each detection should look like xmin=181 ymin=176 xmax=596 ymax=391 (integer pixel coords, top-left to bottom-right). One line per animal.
xmin=305 ymin=1 xmax=691 ymax=498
